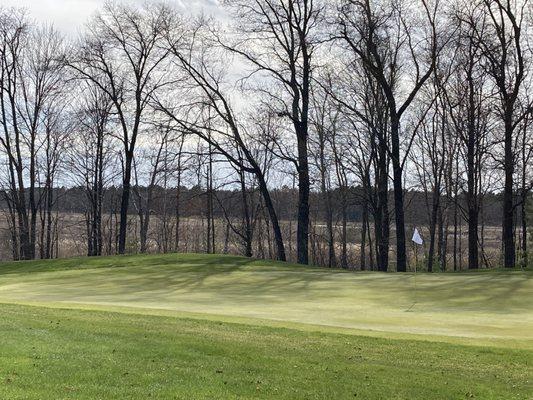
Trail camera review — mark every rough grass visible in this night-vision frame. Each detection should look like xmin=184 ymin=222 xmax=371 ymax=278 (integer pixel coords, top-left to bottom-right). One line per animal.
xmin=0 ymin=253 xmax=532 ymax=399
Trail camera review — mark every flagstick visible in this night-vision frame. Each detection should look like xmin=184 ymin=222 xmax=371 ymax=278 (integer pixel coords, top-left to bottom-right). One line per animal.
xmin=406 ymin=249 xmax=417 ymax=312
xmin=413 ymin=250 xmax=417 ymax=307
xmin=406 ymin=228 xmax=420 ymax=312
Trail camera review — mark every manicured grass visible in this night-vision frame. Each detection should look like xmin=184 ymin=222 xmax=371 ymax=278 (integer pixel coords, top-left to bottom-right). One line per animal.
xmin=1 ymin=303 xmax=531 ymax=399
xmin=1 ymin=253 xmax=532 ymax=347
xmin=0 ymin=253 xmax=532 ymax=399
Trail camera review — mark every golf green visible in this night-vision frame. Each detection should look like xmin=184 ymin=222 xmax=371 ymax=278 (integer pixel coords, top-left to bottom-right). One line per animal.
xmin=0 ymin=253 xmax=531 ymax=399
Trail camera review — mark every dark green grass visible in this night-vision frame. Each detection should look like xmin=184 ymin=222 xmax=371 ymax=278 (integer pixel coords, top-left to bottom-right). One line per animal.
xmin=0 ymin=253 xmax=253 ymax=275
xmin=1 ymin=303 xmax=531 ymax=400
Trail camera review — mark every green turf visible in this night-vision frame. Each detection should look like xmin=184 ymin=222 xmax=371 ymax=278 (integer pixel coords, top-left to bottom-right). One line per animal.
xmin=1 ymin=253 xmax=532 ymax=347
xmin=0 ymin=253 xmax=532 ymax=399
xmin=1 ymin=304 xmax=532 ymax=399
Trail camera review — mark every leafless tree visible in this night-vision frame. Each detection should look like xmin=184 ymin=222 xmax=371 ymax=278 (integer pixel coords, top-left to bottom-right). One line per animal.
xmin=69 ymin=2 xmax=173 ymax=254
xmin=468 ymin=0 xmax=531 ymax=268
xmin=154 ymin=18 xmax=288 ymax=260
xmin=0 ymin=10 xmax=66 ymax=259
xmin=217 ymin=0 xmax=324 ymax=264
xmin=336 ymin=0 xmax=440 ymax=271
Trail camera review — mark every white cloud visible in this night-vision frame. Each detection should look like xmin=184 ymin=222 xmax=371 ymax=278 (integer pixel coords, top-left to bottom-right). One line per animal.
xmin=1 ymin=0 xmax=221 ymax=36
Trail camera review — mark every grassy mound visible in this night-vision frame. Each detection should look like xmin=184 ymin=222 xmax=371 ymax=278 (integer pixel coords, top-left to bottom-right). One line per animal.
xmin=1 ymin=253 xmax=531 ymax=347
xmin=0 ymin=253 xmax=531 ymax=399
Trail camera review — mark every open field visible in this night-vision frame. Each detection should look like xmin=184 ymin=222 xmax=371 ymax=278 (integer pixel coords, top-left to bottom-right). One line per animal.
xmin=0 ymin=254 xmax=532 ymax=399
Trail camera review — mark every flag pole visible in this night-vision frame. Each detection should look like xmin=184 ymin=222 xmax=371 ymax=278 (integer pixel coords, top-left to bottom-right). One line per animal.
xmin=407 ymin=227 xmax=422 ymax=312
xmin=413 ymin=246 xmax=417 ymax=307
xmin=406 ymin=250 xmax=417 ymax=312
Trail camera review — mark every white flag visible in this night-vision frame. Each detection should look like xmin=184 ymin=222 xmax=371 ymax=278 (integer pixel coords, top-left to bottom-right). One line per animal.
xmin=412 ymin=228 xmax=423 ymax=245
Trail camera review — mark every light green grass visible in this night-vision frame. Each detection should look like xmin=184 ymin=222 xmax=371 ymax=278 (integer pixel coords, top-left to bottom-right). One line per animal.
xmin=1 ymin=253 xmax=532 ymax=347
xmin=0 ymin=253 xmax=532 ymax=399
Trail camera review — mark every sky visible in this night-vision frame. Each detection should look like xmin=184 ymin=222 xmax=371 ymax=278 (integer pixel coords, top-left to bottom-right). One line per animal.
xmin=1 ymin=0 xmax=221 ymax=36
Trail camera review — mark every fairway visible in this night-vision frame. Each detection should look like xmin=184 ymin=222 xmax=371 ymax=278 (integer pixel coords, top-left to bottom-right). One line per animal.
xmin=1 ymin=254 xmax=532 ymax=399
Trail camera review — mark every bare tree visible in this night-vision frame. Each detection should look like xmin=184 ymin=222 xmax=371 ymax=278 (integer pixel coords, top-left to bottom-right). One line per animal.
xmin=0 ymin=11 xmax=65 ymax=260
xmin=155 ymin=19 xmax=287 ymax=260
xmin=68 ymin=84 xmax=115 ymax=256
xmin=469 ymin=0 xmax=531 ymax=268
xmin=132 ymin=122 xmax=177 ymax=253
xmin=445 ymin=4 xmax=492 ymax=269
xmin=69 ymin=2 xmax=173 ymax=254
xmin=217 ymin=0 xmax=324 ymax=264
xmin=411 ymin=76 xmax=449 ymax=272
xmin=309 ymin=84 xmax=339 ymax=267
xmin=336 ymin=0 xmax=439 ymax=271
xmin=38 ymin=101 xmax=68 ymax=259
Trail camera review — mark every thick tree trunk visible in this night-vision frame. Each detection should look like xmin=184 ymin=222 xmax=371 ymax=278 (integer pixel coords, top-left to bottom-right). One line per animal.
xmin=392 ymin=162 xmax=406 ymax=271
xmin=140 ymin=209 xmax=150 ymax=254
xmin=256 ymin=173 xmax=286 ymax=261
xmin=375 ymin=148 xmax=389 ymax=272
xmin=427 ymin=190 xmax=440 ymax=273
xmin=240 ymin=171 xmax=253 ymax=258
xmin=502 ymin=117 xmax=515 ymax=268
xmin=367 ymin=219 xmax=375 ymax=271
xmin=468 ymin=204 xmax=479 ymax=270
xmin=466 ymin=66 xmax=479 ymax=270
xmin=296 ymin=134 xmax=310 ymax=265
xmin=390 ymin=118 xmax=407 ymax=272
xmin=118 ymin=152 xmax=133 ymax=255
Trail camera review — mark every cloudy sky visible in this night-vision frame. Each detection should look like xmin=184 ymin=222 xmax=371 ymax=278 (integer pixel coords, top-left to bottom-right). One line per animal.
xmin=2 ymin=0 xmax=220 ymax=35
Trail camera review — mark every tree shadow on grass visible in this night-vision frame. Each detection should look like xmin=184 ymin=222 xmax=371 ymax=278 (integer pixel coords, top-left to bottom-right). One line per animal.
xmin=2 ymin=253 xmax=532 ymax=318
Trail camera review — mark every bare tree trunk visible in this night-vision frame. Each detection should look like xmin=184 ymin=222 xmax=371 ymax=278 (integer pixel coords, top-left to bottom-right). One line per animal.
xmin=375 ymin=148 xmax=390 ymax=272
xmin=361 ymin=195 xmax=368 ymax=271
xmin=118 ymin=152 xmax=133 ymax=254
xmin=427 ymin=187 xmax=440 ymax=272
xmin=239 ymin=170 xmax=253 ymax=257
xmin=502 ymin=115 xmax=515 ymax=268
xmin=391 ymin=118 xmax=407 ymax=272
xmin=296 ymin=133 xmax=310 ymax=265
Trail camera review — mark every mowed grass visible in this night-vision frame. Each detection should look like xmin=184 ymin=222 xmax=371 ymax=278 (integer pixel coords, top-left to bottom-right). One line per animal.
xmin=1 ymin=253 xmax=532 ymax=346
xmin=1 ymin=303 xmax=532 ymax=400
xmin=0 ymin=253 xmax=532 ymax=399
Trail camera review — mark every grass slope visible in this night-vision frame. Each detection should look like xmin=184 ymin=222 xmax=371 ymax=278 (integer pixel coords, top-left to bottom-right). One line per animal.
xmin=0 ymin=253 xmax=532 ymax=399
xmin=0 ymin=253 xmax=531 ymax=347
xmin=1 ymin=304 xmax=531 ymax=400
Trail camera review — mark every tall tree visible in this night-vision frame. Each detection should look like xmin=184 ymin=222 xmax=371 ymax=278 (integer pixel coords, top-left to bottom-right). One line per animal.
xmin=337 ymin=0 xmax=439 ymax=271
xmin=155 ymin=19 xmax=288 ymax=261
xmin=472 ymin=0 xmax=531 ymax=268
xmin=0 ymin=11 xmax=65 ymax=260
xmin=447 ymin=4 xmax=491 ymax=269
xmin=68 ymin=84 xmax=114 ymax=257
xmin=70 ymin=2 xmax=172 ymax=254
xmin=219 ymin=0 xmax=323 ymax=264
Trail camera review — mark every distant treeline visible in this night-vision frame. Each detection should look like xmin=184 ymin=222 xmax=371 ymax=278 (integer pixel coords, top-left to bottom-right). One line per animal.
xmin=0 ymin=185 xmax=514 ymax=226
